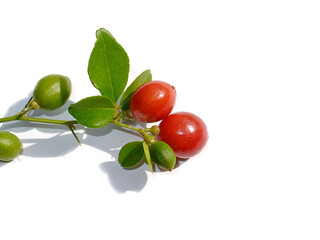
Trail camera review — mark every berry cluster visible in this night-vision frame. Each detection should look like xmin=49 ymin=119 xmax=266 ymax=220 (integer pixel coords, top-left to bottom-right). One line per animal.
xmin=129 ymin=80 xmax=208 ymax=170
xmin=0 ymin=28 xmax=208 ymax=173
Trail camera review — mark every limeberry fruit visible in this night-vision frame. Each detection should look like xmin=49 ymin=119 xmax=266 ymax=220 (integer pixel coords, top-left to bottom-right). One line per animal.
xmin=150 ymin=141 xmax=176 ymax=171
xmin=33 ymin=74 xmax=71 ymax=110
xmin=130 ymin=81 xmax=176 ymax=123
xmin=0 ymin=131 xmax=23 ymax=162
xmin=158 ymin=112 xmax=208 ymax=158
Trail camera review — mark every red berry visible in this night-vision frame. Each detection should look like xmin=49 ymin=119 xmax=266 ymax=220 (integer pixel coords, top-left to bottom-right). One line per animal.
xmin=130 ymin=81 xmax=176 ymax=123
xmin=158 ymin=112 xmax=208 ymax=158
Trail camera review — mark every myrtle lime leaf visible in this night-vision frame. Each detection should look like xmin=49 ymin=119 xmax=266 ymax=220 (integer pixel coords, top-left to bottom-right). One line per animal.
xmin=68 ymin=96 xmax=115 ymax=128
xmin=120 ymin=70 xmax=152 ymax=111
xmin=142 ymin=141 xmax=153 ymax=173
xmin=88 ymin=28 xmax=130 ymax=103
xmin=118 ymin=141 xmax=144 ymax=168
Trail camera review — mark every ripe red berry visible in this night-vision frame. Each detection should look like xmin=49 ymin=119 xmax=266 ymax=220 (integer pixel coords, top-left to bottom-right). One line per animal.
xmin=158 ymin=112 xmax=208 ymax=158
xmin=130 ymin=81 xmax=176 ymax=123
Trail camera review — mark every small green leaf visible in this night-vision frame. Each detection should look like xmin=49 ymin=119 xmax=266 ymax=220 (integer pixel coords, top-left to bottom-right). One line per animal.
xmin=118 ymin=141 xmax=144 ymax=168
xmin=68 ymin=96 xmax=115 ymax=128
xmin=120 ymin=70 xmax=152 ymax=111
xmin=142 ymin=141 xmax=153 ymax=173
xmin=88 ymin=28 xmax=130 ymax=103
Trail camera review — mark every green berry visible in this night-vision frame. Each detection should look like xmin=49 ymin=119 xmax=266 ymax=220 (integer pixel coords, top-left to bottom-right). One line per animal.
xmin=150 ymin=141 xmax=176 ymax=171
xmin=33 ymin=74 xmax=71 ymax=110
xmin=0 ymin=131 xmax=23 ymax=162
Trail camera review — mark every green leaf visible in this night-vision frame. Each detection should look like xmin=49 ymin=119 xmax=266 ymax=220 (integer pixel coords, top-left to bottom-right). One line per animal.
xmin=118 ymin=141 xmax=144 ymax=168
xmin=120 ymin=70 xmax=152 ymax=111
xmin=68 ymin=96 xmax=115 ymax=128
xmin=142 ymin=141 xmax=153 ymax=173
xmin=88 ymin=28 xmax=130 ymax=103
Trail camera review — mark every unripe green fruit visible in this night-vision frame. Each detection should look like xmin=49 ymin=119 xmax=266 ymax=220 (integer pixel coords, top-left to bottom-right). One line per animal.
xmin=33 ymin=74 xmax=71 ymax=110
xmin=150 ymin=141 xmax=176 ymax=171
xmin=0 ymin=131 xmax=23 ymax=162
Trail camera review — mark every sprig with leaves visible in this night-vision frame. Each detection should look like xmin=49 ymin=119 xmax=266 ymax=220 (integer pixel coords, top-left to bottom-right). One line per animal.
xmin=0 ymin=28 xmax=159 ymax=172
xmin=0 ymin=28 xmax=208 ymax=172
xmin=68 ymin=28 xmax=157 ymax=171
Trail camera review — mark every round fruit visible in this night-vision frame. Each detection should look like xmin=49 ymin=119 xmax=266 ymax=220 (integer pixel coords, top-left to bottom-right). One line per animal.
xmin=130 ymin=81 xmax=176 ymax=123
xmin=33 ymin=74 xmax=71 ymax=110
xmin=158 ymin=112 xmax=208 ymax=158
xmin=150 ymin=141 xmax=176 ymax=171
xmin=0 ymin=131 xmax=23 ymax=162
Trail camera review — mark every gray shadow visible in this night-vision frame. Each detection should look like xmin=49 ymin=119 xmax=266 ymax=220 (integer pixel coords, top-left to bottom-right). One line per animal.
xmin=99 ymin=161 xmax=149 ymax=193
xmin=79 ymin=123 xmax=143 ymax=160
xmin=0 ymin=162 xmax=8 ymax=168
xmin=0 ymin=93 xmax=75 ymax=133
xmin=22 ymin=132 xmax=80 ymax=158
xmin=81 ymin=123 xmax=151 ymax=193
xmin=2 ymin=94 xmax=33 ymax=117
xmin=155 ymin=158 xmax=186 ymax=172
xmin=0 ymin=96 xmax=152 ymax=192
xmin=1 ymin=95 xmax=33 ymax=134
xmin=31 ymin=100 xmax=75 ymax=118
xmin=0 ymin=122 xmax=80 ymax=158
xmin=0 ymin=95 xmax=79 ymax=158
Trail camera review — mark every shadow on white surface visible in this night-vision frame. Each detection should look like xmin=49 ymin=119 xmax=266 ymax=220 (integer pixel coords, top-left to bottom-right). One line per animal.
xmin=99 ymin=161 xmax=148 ymax=193
xmin=1 ymin=96 xmax=79 ymax=157
xmin=0 ymin=162 xmax=7 ymax=168
xmin=82 ymin=123 xmax=151 ymax=193
xmin=1 ymin=94 xmax=75 ymax=120
xmin=0 ymin=97 xmax=189 ymax=192
xmin=0 ymin=96 xmax=152 ymax=192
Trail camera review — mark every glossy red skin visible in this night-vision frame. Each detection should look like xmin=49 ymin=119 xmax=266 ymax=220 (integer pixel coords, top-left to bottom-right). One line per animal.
xmin=130 ymin=81 xmax=176 ymax=123
xmin=158 ymin=112 xmax=208 ymax=158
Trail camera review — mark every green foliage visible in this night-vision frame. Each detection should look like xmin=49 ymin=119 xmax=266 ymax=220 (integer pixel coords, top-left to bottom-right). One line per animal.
xmin=68 ymin=96 xmax=115 ymax=128
xmin=68 ymin=28 xmax=173 ymax=172
xmin=70 ymin=29 xmax=153 ymax=130
xmin=118 ymin=141 xmax=145 ymax=168
xmin=142 ymin=141 xmax=153 ymax=173
xmin=120 ymin=70 xmax=152 ymax=111
xmin=0 ymin=28 xmax=193 ymax=174
xmin=88 ymin=28 xmax=130 ymax=103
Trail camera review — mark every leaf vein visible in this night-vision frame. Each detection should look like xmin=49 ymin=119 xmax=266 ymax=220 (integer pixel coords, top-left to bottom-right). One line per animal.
xmin=101 ymin=33 xmax=115 ymax=102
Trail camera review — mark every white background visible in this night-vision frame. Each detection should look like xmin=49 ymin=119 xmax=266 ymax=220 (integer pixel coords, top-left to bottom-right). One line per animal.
xmin=0 ymin=0 xmax=320 ymax=239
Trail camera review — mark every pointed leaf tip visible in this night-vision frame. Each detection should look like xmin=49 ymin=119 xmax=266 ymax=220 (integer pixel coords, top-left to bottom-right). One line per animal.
xmin=120 ymin=69 xmax=152 ymax=111
xmin=89 ymin=28 xmax=130 ymax=103
xmin=143 ymin=141 xmax=153 ymax=173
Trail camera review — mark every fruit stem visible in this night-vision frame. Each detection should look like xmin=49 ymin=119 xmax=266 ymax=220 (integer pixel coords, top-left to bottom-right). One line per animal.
xmin=0 ymin=114 xmax=81 ymax=145
xmin=22 ymin=97 xmax=34 ymax=109
xmin=0 ymin=114 xmax=78 ymax=127
xmin=113 ymin=103 xmax=120 ymax=119
xmin=0 ymin=113 xmax=156 ymax=145
xmin=110 ymin=120 xmax=157 ymax=144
